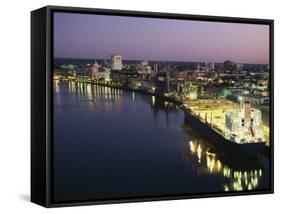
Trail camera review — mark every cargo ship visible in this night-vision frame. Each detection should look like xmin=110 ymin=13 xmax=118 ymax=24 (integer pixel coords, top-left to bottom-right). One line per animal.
xmin=183 ymin=100 xmax=268 ymax=156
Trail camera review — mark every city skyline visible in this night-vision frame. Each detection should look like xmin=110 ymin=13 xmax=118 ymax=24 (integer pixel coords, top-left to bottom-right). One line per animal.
xmin=54 ymin=12 xmax=270 ymax=64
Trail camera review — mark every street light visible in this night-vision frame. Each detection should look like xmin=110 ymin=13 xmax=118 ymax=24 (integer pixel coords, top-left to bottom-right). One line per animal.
xmin=238 ymin=96 xmax=244 ymax=103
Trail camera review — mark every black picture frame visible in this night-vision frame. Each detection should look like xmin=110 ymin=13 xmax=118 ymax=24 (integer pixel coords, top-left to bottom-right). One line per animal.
xmin=31 ymin=5 xmax=274 ymax=208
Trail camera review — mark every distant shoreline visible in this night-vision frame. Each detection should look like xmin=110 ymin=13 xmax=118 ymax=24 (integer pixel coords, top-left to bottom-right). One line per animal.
xmin=55 ymin=78 xmax=184 ymax=106
xmin=53 ymin=58 xmax=269 ymax=65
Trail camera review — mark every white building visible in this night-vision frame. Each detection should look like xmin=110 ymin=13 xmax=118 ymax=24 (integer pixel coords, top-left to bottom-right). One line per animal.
xmin=90 ymin=61 xmax=100 ymax=77
xmin=95 ymin=71 xmax=111 ymax=82
xmin=137 ymin=60 xmax=152 ymax=75
xmin=140 ymin=60 xmax=148 ymax=67
xmin=111 ymin=53 xmax=122 ymax=71
xmin=91 ymin=62 xmax=111 ymax=82
xmin=225 ymin=102 xmax=265 ymax=144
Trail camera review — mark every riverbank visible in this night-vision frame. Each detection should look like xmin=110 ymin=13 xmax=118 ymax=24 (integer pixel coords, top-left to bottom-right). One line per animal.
xmin=60 ymin=79 xmax=269 ymax=155
xmin=74 ymin=79 xmax=184 ymax=106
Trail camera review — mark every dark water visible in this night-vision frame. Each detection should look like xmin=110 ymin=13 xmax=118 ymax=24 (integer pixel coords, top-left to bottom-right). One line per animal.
xmin=53 ymin=80 xmax=270 ymax=202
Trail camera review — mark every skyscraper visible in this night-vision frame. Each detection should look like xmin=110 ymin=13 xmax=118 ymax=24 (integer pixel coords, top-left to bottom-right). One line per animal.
xmin=111 ymin=53 xmax=122 ymax=71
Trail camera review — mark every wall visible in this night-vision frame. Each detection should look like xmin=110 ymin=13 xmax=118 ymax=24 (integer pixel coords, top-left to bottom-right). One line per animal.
xmin=0 ymin=0 xmax=279 ymax=212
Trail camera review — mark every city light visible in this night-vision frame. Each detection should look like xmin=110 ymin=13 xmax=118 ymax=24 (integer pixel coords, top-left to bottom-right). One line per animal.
xmin=53 ymin=52 xmax=270 ymax=193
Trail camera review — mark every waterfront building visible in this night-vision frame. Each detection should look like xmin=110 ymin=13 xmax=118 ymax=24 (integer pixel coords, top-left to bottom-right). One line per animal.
xmin=225 ymin=102 xmax=265 ymax=144
xmin=96 ymin=71 xmax=111 ymax=82
xmin=128 ymin=78 xmax=142 ymax=89
xmin=90 ymin=61 xmax=100 ymax=78
xmin=91 ymin=62 xmax=111 ymax=82
xmin=111 ymin=53 xmax=122 ymax=71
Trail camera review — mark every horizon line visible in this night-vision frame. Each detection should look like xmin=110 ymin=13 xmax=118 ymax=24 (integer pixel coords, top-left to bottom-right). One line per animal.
xmin=53 ymin=57 xmax=269 ymax=65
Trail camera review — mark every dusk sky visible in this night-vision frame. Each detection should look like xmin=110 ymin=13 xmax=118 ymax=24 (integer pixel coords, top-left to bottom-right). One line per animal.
xmin=54 ymin=12 xmax=270 ymax=64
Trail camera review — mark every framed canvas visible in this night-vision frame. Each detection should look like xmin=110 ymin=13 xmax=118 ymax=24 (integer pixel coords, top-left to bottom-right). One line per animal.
xmin=31 ymin=5 xmax=274 ymax=207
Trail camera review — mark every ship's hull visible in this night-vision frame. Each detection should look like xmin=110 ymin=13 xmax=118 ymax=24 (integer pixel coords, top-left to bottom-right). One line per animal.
xmin=183 ymin=108 xmax=268 ymax=157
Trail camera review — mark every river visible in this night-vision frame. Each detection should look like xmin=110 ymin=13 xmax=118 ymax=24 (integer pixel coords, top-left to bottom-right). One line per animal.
xmin=53 ymin=80 xmax=270 ymax=202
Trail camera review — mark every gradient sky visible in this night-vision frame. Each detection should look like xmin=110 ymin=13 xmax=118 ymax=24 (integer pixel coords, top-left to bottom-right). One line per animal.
xmin=54 ymin=12 xmax=270 ymax=64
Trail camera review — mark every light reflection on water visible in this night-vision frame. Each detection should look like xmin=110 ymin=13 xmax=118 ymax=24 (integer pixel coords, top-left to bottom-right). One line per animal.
xmin=53 ymin=80 xmax=269 ymax=201
xmin=54 ymin=80 xmax=124 ymax=111
xmin=185 ymin=139 xmax=264 ymax=192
